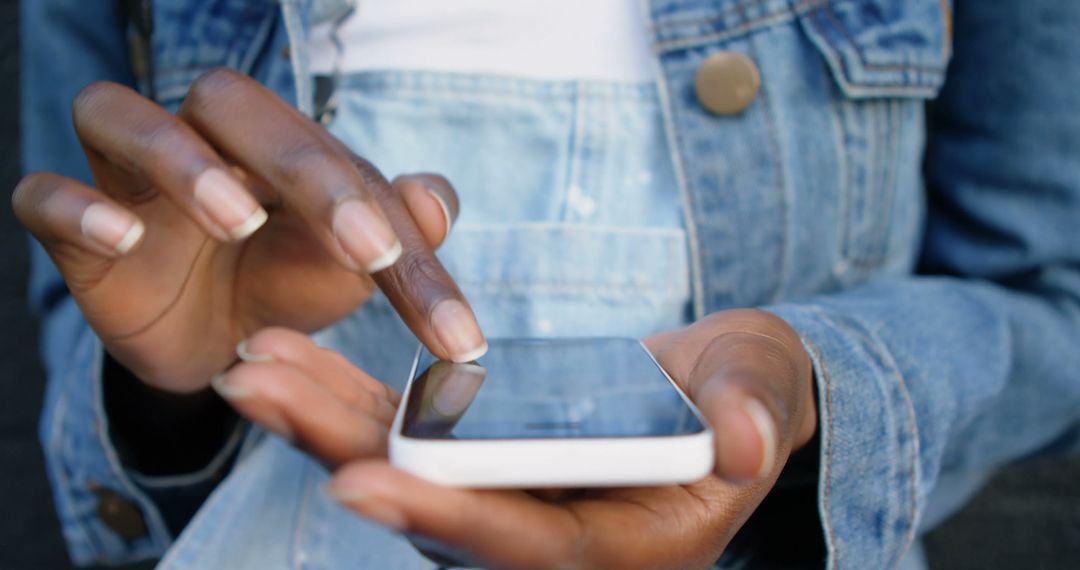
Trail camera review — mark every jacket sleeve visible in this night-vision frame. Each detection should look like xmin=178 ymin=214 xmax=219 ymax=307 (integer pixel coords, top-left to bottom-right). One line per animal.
xmin=763 ymin=1 xmax=1080 ymax=568
xmin=23 ymin=1 xmax=243 ymax=564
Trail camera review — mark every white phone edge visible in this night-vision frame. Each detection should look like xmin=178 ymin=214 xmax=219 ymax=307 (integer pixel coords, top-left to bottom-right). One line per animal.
xmin=388 ymin=341 xmax=715 ymax=488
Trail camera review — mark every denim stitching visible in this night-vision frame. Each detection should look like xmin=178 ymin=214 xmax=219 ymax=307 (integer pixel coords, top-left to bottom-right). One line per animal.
xmin=742 ymin=14 xmax=790 ymax=304
xmin=560 ymin=83 xmax=587 ymax=222
xmin=129 ymin=424 xmax=246 ymax=488
xmin=841 ymin=321 xmax=920 ymax=569
xmin=650 ymin=0 xmax=776 ymax=32
xmin=826 ymin=92 xmax=851 ymax=279
xmin=655 ymin=2 xmax=813 ymax=52
xmin=821 ymin=3 xmax=945 ymax=73
xmin=836 ymin=97 xmax=857 ymax=272
xmin=292 ymin=458 xmax=315 ymax=570
xmin=336 ymin=73 xmax=659 ymax=102
xmin=239 ymin=9 xmax=278 ymax=75
xmin=805 ymin=306 xmax=840 ymax=569
xmin=801 ymin=23 xmax=942 ymax=98
xmin=659 ymin=77 xmax=714 ymax=314
xmin=879 ymin=99 xmax=900 ymax=263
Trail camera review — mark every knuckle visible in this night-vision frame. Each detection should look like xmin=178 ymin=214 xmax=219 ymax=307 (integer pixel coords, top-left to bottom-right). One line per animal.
xmin=13 ymin=173 xmax=72 ymax=226
xmin=183 ymin=68 xmax=253 ymax=119
xmin=11 ymin=173 xmax=45 ymax=212
xmin=276 ymin=139 xmax=358 ymax=203
xmin=187 ymin=67 xmax=246 ymax=105
xmin=129 ymin=118 xmax=196 ymax=166
xmin=72 ymin=81 xmax=126 ymax=122
xmin=349 ymin=155 xmax=391 ymax=192
xmin=389 ymin=250 xmax=449 ymax=309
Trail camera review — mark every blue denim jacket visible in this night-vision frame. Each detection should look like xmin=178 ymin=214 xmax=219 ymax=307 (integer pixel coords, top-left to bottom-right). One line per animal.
xmin=21 ymin=0 xmax=1080 ymax=568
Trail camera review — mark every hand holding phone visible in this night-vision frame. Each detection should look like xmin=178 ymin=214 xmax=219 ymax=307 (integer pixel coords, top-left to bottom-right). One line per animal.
xmin=221 ymin=309 xmax=815 ymax=569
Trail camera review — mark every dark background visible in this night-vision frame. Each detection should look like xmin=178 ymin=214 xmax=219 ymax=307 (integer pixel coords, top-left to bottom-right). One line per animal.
xmin=0 ymin=1 xmax=1077 ymax=568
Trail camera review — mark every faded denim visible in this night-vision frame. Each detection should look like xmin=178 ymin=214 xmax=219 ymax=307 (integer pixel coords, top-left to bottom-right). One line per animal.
xmin=21 ymin=0 xmax=1080 ymax=568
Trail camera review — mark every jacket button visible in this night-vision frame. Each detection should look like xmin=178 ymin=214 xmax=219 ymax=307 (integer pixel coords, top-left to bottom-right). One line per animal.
xmin=694 ymin=51 xmax=761 ymax=115
xmin=94 ymin=488 xmax=147 ymax=540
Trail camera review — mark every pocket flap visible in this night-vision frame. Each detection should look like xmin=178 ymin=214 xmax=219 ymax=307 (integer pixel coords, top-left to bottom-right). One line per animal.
xmin=798 ymin=0 xmax=952 ymax=98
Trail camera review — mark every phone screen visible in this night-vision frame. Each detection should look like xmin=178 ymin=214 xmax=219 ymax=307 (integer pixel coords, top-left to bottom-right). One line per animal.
xmin=400 ymin=338 xmax=707 ymax=440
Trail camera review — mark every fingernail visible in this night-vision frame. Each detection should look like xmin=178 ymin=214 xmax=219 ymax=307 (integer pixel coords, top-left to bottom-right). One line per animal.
xmin=430 ymin=299 xmax=487 ymax=363
xmin=427 ymin=188 xmax=454 ymax=243
xmin=432 ymin=363 xmax=486 ymax=416
xmin=236 ymin=340 xmax=274 ymax=363
xmin=81 ymin=203 xmax=145 ymax=255
xmin=211 ymin=373 xmax=295 ymax=440
xmin=193 ymin=168 xmax=268 ymax=241
xmin=332 ymin=199 xmax=402 ymax=273
xmin=210 ymin=372 xmax=253 ymax=399
xmin=743 ymin=398 xmax=778 ymax=479
xmin=325 ymin=485 xmax=407 ymax=530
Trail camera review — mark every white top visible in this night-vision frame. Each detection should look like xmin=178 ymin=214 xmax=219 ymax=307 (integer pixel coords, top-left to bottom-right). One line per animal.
xmin=307 ymin=0 xmax=656 ymax=82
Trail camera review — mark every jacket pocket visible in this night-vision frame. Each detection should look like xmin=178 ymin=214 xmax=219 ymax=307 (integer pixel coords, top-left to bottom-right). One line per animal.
xmin=797 ymin=0 xmax=949 ymax=278
xmin=798 ymin=0 xmax=952 ymax=98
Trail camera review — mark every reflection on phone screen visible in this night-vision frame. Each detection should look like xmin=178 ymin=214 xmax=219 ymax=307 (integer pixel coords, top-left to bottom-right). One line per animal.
xmin=401 ymin=338 xmax=706 ymax=440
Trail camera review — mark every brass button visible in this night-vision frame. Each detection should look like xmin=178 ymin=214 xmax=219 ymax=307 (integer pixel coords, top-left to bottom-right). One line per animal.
xmin=94 ymin=489 xmax=147 ymax=540
xmin=694 ymin=51 xmax=761 ymax=115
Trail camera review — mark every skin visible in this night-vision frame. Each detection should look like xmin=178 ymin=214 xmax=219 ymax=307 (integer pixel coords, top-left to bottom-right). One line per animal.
xmin=12 ymin=68 xmax=483 ymax=394
xmin=219 ymin=309 xmax=817 ymax=570
xmin=13 ymin=68 xmax=818 ymax=568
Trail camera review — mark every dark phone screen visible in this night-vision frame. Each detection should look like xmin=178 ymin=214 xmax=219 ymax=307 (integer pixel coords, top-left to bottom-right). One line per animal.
xmin=400 ymin=338 xmax=707 ymax=440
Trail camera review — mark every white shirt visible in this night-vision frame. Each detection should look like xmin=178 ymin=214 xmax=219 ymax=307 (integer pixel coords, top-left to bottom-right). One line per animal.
xmin=307 ymin=0 xmax=655 ymax=82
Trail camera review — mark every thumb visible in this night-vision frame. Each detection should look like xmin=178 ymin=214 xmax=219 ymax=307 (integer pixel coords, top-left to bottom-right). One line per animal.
xmin=649 ymin=310 xmax=816 ymax=483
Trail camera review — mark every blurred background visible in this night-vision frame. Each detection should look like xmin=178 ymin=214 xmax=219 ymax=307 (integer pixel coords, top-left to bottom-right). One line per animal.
xmin=0 ymin=1 xmax=1076 ymax=568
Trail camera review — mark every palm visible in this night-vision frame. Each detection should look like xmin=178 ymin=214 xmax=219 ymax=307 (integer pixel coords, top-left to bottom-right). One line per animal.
xmin=69 ymin=192 xmax=372 ymax=392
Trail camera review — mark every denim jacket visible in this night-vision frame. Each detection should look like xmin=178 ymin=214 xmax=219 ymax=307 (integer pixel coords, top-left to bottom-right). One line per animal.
xmin=21 ymin=0 xmax=1080 ymax=568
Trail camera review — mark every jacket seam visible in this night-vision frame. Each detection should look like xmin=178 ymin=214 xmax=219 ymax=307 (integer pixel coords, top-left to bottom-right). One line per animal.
xmin=819 ymin=3 xmax=945 ymax=73
xmin=798 ymin=307 xmax=840 ymax=569
xmin=650 ymin=0 xmax=776 ymax=32
xmin=823 ymin=310 xmax=920 ymax=568
xmin=744 ymin=17 xmax=791 ymax=304
xmin=642 ymin=0 xmax=707 ymax=319
xmin=655 ymin=1 xmax=814 ymax=53
xmin=854 ymin=321 xmax=921 ymax=568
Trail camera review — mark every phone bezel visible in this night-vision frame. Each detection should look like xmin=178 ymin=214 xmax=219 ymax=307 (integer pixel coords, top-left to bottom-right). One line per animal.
xmin=388 ymin=338 xmax=715 ymax=488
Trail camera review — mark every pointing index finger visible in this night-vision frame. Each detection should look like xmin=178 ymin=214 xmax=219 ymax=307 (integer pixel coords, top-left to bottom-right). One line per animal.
xmin=178 ymin=68 xmax=485 ymax=361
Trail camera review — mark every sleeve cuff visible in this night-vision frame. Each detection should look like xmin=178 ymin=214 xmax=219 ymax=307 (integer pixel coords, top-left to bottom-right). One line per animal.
xmin=766 ymin=303 xmax=921 ymax=570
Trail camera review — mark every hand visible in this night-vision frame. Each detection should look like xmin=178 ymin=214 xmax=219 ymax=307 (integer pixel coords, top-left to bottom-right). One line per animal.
xmin=12 ymin=68 xmax=486 ymax=393
xmin=219 ymin=309 xmax=816 ymax=569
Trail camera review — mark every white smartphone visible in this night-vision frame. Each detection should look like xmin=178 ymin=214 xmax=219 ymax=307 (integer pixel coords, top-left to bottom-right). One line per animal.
xmin=389 ymin=337 xmax=714 ymax=488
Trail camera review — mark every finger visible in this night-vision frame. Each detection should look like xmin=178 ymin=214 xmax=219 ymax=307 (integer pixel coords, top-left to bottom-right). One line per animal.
xmin=689 ymin=324 xmax=813 ymax=483
xmin=178 ymin=69 xmax=486 ymax=362
xmin=237 ymin=327 xmax=399 ymax=422
xmin=212 ymin=361 xmax=389 ymax=465
xmin=72 ymin=81 xmax=267 ymax=242
xmin=646 ymin=310 xmax=815 ymax=483
xmin=13 ymin=172 xmax=146 ymax=261
xmin=328 ymin=463 xmax=583 ymax=569
xmin=177 ymin=68 xmax=399 ymax=273
xmin=392 ymin=173 xmax=458 ymax=249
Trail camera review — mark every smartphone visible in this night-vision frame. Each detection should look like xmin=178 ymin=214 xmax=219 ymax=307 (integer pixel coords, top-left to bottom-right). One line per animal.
xmin=389 ymin=337 xmax=714 ymax=488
